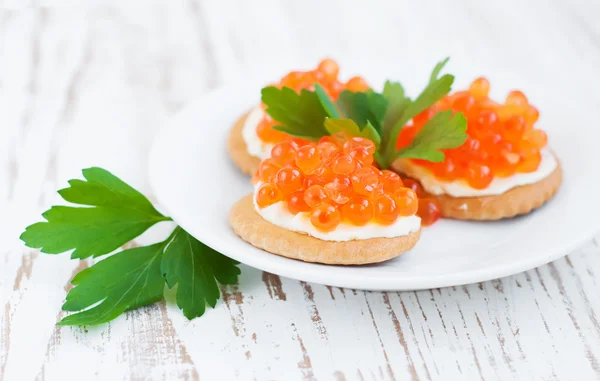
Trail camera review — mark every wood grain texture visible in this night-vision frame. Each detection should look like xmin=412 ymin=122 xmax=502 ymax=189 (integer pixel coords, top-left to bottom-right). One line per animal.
xmin=1 ymin=2 xmax=599 ymax=380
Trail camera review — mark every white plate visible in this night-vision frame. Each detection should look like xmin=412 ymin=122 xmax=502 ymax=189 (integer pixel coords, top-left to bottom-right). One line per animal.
xmin=148 ymin=61 xmax=600 ymax=290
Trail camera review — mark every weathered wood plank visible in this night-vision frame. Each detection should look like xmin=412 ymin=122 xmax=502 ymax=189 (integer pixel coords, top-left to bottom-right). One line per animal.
xmin=2 ymin=1 xmax=600 ymax=380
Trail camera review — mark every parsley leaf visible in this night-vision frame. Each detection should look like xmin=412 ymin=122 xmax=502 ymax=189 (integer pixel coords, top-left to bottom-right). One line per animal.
xmin=396 ymin=111 xmax=467 ymax=162
xmin=20 ymin=167 xmax=170 ymax=259
xmin=382 ymin=58 xmax=458 ymax=168
xmin=21 ymin=167 xmax=242 ymax=326
xmin=315 ymin=84 xmax=341 ymax=118
xmin=161 ymin=227 xmax=241 ymax=319
xmin=324 ymin=118 xmax=381 ymax=147
xmin=59 ymin=242 xmax=165 ymax=326
xmin=382 ymin=81 xmax=411 ymax=133
xmin=261 ymin=86 xmax=329 ymax=140
xmin=337 ymin=91 xmax=388 ymax=134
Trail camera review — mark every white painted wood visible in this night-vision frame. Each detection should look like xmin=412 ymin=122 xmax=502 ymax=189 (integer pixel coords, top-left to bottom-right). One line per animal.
xmin=1 ymin=2 xmax=599 ymax=380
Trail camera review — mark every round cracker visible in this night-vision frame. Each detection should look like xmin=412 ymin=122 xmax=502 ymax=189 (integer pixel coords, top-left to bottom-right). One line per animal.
xmin=229 ymin=194 xmax=421 ymax=265
xmin=391 ymin=156 xmax=562 ymax=220
xmin=227 ymin=111 xmax=261 ymax=175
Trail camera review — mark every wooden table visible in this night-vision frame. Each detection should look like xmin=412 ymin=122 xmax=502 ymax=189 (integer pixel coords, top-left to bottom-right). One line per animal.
xmin=1 ymin=3 xmax=599 ymax=380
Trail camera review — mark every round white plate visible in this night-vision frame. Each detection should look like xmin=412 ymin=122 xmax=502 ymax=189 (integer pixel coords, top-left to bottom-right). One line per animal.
xmin=148 ymin=60 xmax=600 ymax=290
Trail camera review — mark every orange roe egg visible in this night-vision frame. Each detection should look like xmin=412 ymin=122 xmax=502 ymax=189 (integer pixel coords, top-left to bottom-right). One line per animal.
xmin=287 ymin=190 xmax=311 ymax=215
xmin=506 ymin=90 xmax=528 ymax=106
xmin=469 ymin=77 xmax=490 ymax=99
xmin=317 ymin=58 xmax=340 ymax=81
xmin=401 ymin=178 xmax=426 ymax=198
xmin=394 ymin=188 xmax=419 ymax=217
xmin=258 ymin=158 xmax=280 ymax=183
xmin=304 ymin=184 xmax=329 ymax=208
xmin=417 ymin=198 xmax=441 ymax=227
xmin=289 ymin=137 xmax=312 ymax=150
xmin=350 ymin=167 xmax=380 ymax=196
xmin=502 ymin=115 xmax=526 ymax=142
xmin=523 ymin=129 xmax=547 ymax=149
xmin=380 ymin=170 xmax=403 ymax=193
xmin=516 ymin=151 xmax=541 ymax=173
xmin=318 ymin=142 xmax=340 ymax=163
xmin=310 ymin=203 xmax=341 ymax=232
xmin=295 ymin=144 xmax=321 ymax=174
xmin=524 ymin=105 xmax=539 ymax=125
xmin=318 ymin=135 xmax=342 ymax=147
xmin=373 ymin=194 xmax=399 ymax=225
xmin=256 ymin=183 xmax=282 ymax=208
xmin=341 ymin=197 xmax=373 ymax=226
xmin=275 ymin=166 xmax=304 ymax=195
xmin=345 ymin=76 xmax=370 ymax=92
xmin=323 ymin=175 xmax=352 ymax=205
xmin=332 ymin=155 xmax=359 ymax=175
xmin=466 ymin=162 xmax=493 ymax=189
xmin=271 ymin=141 xmax=297 ymax=166
xmin=343 ymin=137 xmax=376 ymax=156
xmin=304 ymin=174 xmax=325 ymax=188
xmin=347 ymin=146 xmax=374 ymax=166
xmin=256 ymin=115 xmax=288 ymax=142
xmin=452 ymin=92 xmax=476 ymax=114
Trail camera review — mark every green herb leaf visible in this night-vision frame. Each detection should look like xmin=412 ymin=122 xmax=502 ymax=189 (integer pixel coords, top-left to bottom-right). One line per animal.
xmin=22 ymin=167 xmax=242 ymax=326
xmin=382 ymin=58 xmax=456 ymax=167
xmin=382 ymin=81 xmax=411 ymax=132
xmin=161 ymin=227 xmax=241 ymax=320
xmin=396 ymin=110 xmax=467 ymax=162
xmin=324 ymin=118 xmax=381 ymax=147
xmin=261 ymin=86 xmax=329 ymax=140
xmin=315 ymin=84 xmax=341 ymax=118
xmin=337 ymin=91 xmax=388 ymax=133
xmin=58 ymin=242 xmax=165 ymax=326
xmin=392 ymin=58 xmax=454 ymax=134
xmin=20 ymin=167 xmax=171 ymax=259
xmin=430 ymin=57 xmax=450 ymax=83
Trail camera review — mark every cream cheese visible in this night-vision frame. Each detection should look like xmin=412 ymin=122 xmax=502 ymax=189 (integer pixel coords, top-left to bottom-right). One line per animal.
xmin=241 ymin=106 xmax=274 ymax=160
xmin=395 ymin=148 xmax=557 ymax=197
xmin=253 ymin=184 xmax=421 ymax=242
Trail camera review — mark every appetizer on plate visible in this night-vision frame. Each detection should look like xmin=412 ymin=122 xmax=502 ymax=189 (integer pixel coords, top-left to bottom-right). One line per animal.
xmin=227 ymin=59 xmax=369 ymax=175
xmin=228 ymin=57 xmax=563 ymax=264
xmin=392 ymin=78 xmax=562 ymax=220
xmin=229 ymin=58 xmax=467 ymax=264
xmin=229 ymin=136 xmax=422 ymax=265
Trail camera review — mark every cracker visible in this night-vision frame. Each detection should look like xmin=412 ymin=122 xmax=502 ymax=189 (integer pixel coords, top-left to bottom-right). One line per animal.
xmin=229 ymin=194 xmax=421 ymax=265
xmin=391 ymin=156 xmax=563 ymax=220
xmin=227 ymin=111 xmax=261 ymax=175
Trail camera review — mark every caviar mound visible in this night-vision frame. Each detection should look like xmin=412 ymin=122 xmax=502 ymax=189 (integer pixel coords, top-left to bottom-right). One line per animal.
xmin=257 ymin=58 xmax=370 ymax=143
xmin=230 ymin=194 xmax=421 ymax=265
xmin=397 ymin=78 xmax=549 ymax=189
xmin=228 ymin=111 xmax=262 ymax=175
xmin=392 ymin=154 xmax=562 ymax=220
xmin=254 ymin=136 xmax=429 ymax=232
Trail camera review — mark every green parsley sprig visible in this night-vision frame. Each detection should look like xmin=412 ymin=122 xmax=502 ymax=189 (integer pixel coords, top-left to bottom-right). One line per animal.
xmin=20 ymin=167 xmax=240 ymax=326
xmin=261 ymin=58 xmax=468 ymax=169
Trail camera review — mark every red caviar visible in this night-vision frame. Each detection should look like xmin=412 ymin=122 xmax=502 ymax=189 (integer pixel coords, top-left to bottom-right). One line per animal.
xmin=397 ymin=78 xmax=548 ymax=189
xmin=256 ymin=59 xmax=370 ymax=143
xmin=255 ymin=137 xmax=429 ymax=231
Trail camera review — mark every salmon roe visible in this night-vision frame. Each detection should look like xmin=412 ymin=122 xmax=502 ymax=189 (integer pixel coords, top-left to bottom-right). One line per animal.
xmin=256 ymin=58 xmax=370 ymax=143
xmin=255 ymin=137 xmax=422 ymax=232
xmin=397 ymin=78 xmax=548 ymax=190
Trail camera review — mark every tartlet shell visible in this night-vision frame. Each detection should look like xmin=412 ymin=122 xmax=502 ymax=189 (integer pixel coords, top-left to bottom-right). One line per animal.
xmin=229 ymin=194 xmax=422 ymax=265
xmin=391 ymin=155 xmax=563 ymax=220
xmin=227 ymin=111 xmax=261 ymax=176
